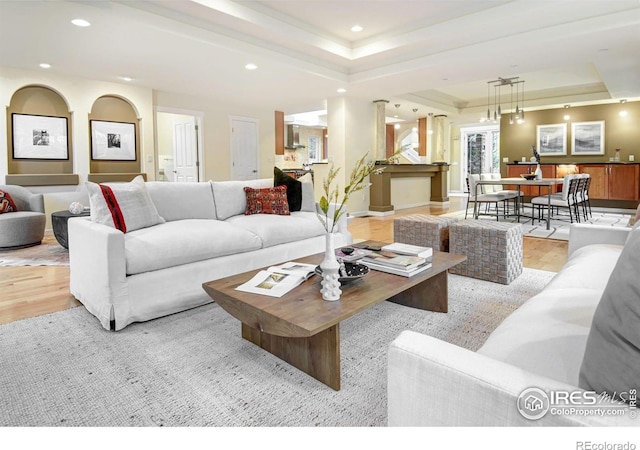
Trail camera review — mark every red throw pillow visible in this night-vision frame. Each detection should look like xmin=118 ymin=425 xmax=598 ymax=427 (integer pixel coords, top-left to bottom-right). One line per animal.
xmin=0 ymin=190 xmax=18 ymax=214
xmin=244 ymin=185 xmax=290 ymax=216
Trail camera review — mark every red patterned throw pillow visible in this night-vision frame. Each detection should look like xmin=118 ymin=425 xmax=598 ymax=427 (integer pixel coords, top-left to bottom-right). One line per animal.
xmin=244 ymin=185 xmax=290 ymax=215
xmin=0 ymin=190 xmax=18 ymax=214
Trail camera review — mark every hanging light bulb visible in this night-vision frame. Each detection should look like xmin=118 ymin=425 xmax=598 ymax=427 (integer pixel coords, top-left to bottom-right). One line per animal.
xmin=514 ymin=82 xmax=520 ymax=120
xmin=486 ymin=82 xmax=491 ymax=122
xmin=520 ymin=80 xmax=525 ymax=122
xmin=509 ymin=83 xmax=514 ymax=124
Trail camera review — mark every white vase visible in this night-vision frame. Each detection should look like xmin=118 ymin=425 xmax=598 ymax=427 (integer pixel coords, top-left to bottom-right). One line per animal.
xmin=535 ymin=164 xmax=542 ymax=180
xmin=320 ymin=232 xmax=342 ymax=301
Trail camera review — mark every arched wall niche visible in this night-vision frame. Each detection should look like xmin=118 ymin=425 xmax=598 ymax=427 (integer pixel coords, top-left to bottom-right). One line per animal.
xmin=88 ymin=95 xmax=141 ymax=177
xmin=6 ymin=85 xmax=74 ymax=177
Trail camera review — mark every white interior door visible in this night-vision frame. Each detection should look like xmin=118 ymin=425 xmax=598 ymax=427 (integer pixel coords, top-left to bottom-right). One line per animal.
xmin=231 ymin=117 xmax=258 ymax=181
xmin=173 ymin=118 xmax=198 ymax=182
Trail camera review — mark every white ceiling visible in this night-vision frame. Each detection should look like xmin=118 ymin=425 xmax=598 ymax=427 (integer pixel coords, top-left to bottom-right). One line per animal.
xmin=1 ymin=0 xmax=639 ymax=124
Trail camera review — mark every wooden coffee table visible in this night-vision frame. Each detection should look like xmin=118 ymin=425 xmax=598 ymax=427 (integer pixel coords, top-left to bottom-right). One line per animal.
xmin=202 ymin=241 xmax=465 ymax=390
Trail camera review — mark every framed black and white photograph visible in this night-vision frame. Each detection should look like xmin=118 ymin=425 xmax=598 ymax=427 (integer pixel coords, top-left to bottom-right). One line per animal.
xmin=571 ymin=121 xmax=605 ymax=155
xmin=12 ymin=113 xmax=69 ymax=160
xmin=90 ymin=120 xmax=136 ymax=161
xmin=536 ymin=123 xmax=567 ymax=156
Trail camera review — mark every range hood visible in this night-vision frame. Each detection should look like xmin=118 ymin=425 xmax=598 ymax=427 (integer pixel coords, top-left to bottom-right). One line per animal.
xmin=285 ymin=124 xmax=306 ymax=149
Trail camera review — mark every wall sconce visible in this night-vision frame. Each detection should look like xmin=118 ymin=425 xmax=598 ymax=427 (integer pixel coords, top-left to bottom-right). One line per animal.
xmin=563 ymin=105 xmax=571 ymax=121
xmin=620 ymin=99 xmax=628 ymax=117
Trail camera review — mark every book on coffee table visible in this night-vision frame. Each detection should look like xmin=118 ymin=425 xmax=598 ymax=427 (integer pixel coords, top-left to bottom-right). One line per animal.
xmin=361 ymin=251 xmax=427 ymax=270
xmin=235 ymin=262 xmax=317 ymax=297
xmin=362 ymin=259 xmax=433 ymax=277
xmin=381 ymin=242 xmax=433 ymax=259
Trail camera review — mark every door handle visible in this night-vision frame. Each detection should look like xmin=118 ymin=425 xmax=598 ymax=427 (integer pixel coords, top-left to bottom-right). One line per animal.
xmin=253 ymin=170 xmax=258 ymax=173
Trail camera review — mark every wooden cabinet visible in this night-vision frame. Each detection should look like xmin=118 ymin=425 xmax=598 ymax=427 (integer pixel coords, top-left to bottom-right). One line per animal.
xmin=609 ymin=165 xmax=639 ymax=200
xmin=577 ymin=164 xmax=639 ymax=201
xmin=579 ymin=165 xmax=608 ymax=199
xmin=507 ymin=163 xmax=640 ymax=201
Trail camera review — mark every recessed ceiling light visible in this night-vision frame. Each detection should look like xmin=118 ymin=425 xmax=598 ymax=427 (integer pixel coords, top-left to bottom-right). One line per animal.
xmin=337 ymin=88 xmax=347 ymax=93
xmin=245 ymin=63 xmax=258 ymax=70
xmin=119 ymin=76 xmax=133 ymax=82
xmin=71 ymin=19 xmax=91 ymax=27
xmin=39 ymin=63 xmax=51 ymax=69
xmin=351 ymin=25 xmax=363 ymax=32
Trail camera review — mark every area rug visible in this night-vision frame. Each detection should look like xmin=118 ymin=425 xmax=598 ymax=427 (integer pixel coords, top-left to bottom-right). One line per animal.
xmin=0 ymin=267 xmax=555 ymax=427
xmin=442 ymin=208 xmax=632 ymax=241
xmin=0 ymin=233 xmax=68 ymax=267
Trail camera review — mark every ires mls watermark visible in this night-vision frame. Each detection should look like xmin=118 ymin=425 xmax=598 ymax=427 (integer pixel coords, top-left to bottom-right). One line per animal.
xmin=516 ymin=387 xmax=637 ymax=421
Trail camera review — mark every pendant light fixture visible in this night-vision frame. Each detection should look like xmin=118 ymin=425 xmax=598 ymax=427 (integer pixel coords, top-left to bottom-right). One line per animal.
xmin=486 ymin=76 xmax=525 ymax=125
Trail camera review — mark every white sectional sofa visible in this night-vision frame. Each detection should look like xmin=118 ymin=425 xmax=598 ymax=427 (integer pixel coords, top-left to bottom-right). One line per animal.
xmin=388 ymin=222 xmax=638 ymax=426
xmin=69 ymin=178 xmax=351 ymax=331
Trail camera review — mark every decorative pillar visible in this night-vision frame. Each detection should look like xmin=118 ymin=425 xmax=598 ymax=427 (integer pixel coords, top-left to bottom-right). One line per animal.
xmin=434 ymin=115 xmax=447 ymax=162
xmin=373 ymin=99 xmax=389 ymax=161
xmin=418 ymin=117 xmax=427 ymax=157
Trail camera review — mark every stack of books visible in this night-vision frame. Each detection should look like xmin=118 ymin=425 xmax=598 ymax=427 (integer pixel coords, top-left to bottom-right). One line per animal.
xmin=361 ymin=244 xmax=433 ymax=277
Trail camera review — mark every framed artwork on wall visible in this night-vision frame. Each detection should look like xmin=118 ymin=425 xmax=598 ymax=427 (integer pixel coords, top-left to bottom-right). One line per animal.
xmin=571 ymin=121 xmax=605 ymax=155
xmin=12 ymin=113 xmax=69 ymax=160
xmin=90 ymin=120 xmax=136 ymax=161
xmin=536 ymin=123 xmax=567 ymax=156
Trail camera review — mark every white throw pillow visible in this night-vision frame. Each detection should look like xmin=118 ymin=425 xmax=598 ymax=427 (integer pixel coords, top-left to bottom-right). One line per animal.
xmin=298 ymin=173 xmax=316 ymax=212
xmin=86 ymin=175 xmax=165 ymax=233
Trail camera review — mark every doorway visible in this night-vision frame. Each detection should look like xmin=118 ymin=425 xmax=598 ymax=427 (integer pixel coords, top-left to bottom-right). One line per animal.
xmin=460 ymin=125 xmax=500 ymax=188
xmin=156 ymin=109 xmax=203 ymax=182
xmin=230 ymin=116 xmax=258 ymax=181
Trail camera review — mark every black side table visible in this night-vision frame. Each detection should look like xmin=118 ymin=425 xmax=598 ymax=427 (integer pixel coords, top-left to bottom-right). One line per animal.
xmin=51 ymin=210 xmax=90 ymax=249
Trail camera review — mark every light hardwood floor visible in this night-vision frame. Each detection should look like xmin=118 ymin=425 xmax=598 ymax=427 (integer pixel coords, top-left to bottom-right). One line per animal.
xmin=0 ymin=197 xmax=567 ymax=326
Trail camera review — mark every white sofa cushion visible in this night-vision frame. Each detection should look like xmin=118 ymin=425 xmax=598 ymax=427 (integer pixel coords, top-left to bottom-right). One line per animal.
xmin=226 ymin=211 xmax=326 ymax=248
xmin=478 ymin=287 xmax=603 ymax=386
xmin=298 ymin=173 xmax=315 ymax=212
xmin=543 ymin=243 xmax=622 ymax=292
xmin=145 ymin=182 xmax=217 ymax=221
xmin=124 ymin=219 xmax=262 ymax=275
xmin=212 ymin=178 xmax=273 ymax=220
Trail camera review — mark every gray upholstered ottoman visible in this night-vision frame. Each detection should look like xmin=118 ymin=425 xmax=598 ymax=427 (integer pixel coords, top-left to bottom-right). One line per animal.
xmin=449 ymin=220 xmax=523 ymax=284
xmin=393 ymin=214 xmax=459 ymax=252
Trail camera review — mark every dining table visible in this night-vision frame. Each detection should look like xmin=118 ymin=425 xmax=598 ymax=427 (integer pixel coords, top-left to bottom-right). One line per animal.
xmin=473 ymin=177 xmax=565 ymax=230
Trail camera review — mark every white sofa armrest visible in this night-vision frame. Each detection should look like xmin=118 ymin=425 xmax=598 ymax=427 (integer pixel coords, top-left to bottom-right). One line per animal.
xmin=388 ymin=331 xmax=636 ymax=426
xmin=68 ymin=217 xmax=128 ymax=330
xmin=568 ymin=224 xmax=630 ymax=257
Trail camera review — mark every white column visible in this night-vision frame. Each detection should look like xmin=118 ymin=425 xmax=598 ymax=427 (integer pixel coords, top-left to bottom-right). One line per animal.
xmin=325 ymin=96 xmax=376 ymax=215
xmin=373 ymin=99 xmax=388 ymax=161
xmin=434 ymin=115 xmax=448 ymax=162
